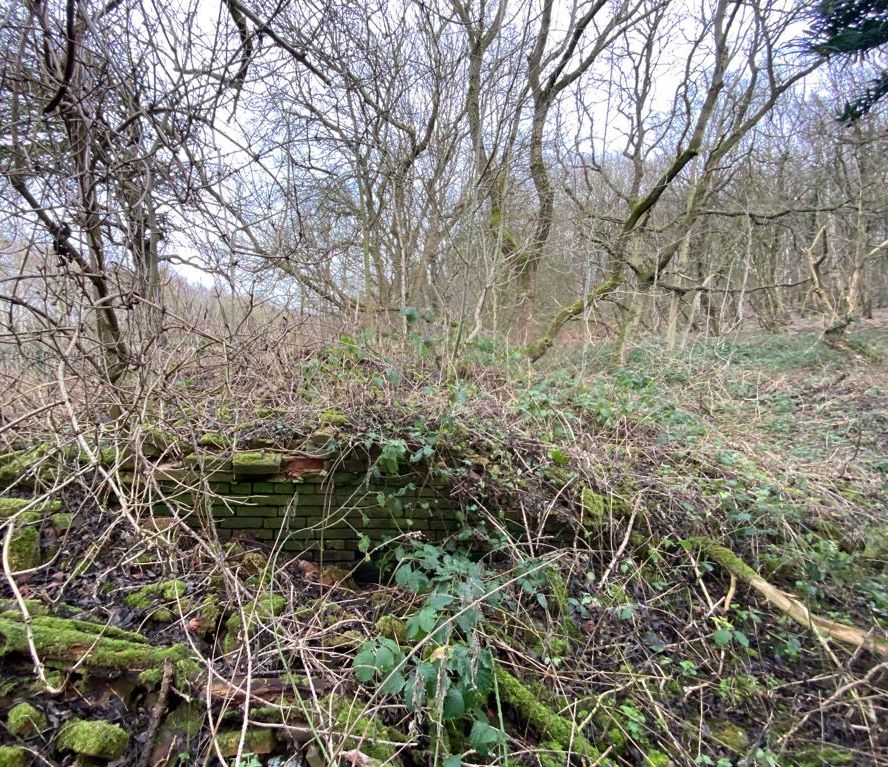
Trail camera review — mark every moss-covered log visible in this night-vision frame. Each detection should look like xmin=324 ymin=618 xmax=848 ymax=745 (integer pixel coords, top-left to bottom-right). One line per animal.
xmin=0 ymin=613 xmax=200 ymax=677
xmin=495 ymin=666 xmax=610 ymax=765
xmin=690 ymin=537 xmax=888 ymax=658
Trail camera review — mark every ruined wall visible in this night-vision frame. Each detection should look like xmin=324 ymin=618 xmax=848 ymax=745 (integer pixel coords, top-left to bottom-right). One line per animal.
xmin=152 ymin=450 xmax=463 ymax=562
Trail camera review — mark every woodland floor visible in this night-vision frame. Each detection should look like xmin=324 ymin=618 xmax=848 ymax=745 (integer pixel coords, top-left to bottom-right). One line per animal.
xmin=1 ymin=320 xmax=886 ymax=767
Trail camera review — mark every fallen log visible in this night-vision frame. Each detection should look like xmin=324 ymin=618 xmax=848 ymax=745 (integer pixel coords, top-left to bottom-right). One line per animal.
xmin=689 ymin=537 xmax=888 ymax=659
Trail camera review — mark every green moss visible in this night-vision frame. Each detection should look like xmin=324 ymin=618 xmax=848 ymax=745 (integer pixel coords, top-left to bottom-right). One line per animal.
xmin=0 ymin=445 xmax=49 ymax=488
xmin=687 ymin=538 xmax=759 ymax=582
xmin=319 ymin=408 xmax=349 ymax=426
xmin=222 ymin=593 xmax=288 ymax=653
xmin=50 ymin=512 xmax=74 ymax=533
xmin=645 ymin=751 xmax=671 ymax=767
xmin=124 ymin=581 xmax=188 ymax=622
xmin=232 ymin=451 xmax=282 ymax=475
xmin=375 ymin=615 xmax=406 ymax=642
xmin=142 ymin=428 xmax=182 ymax=456
xmin=194 ymin=595 xmax=222 ymax=633
xmin=789 ymin=745 xmax=855 ymax=766
xmin=494 ymin=667 xmax=604 ymax=764
xmin=215 ymin=728 xmax=277 ymax=756
xmin=197 ymin=433 xmax=231 ymax=449
xmin=161 ymin=704 xmax=205 ymax=739
xmin=322 ymin=696 xmax=406 ymax=762
xmin=0 ymin=498 xmax=62 ymax=518
xmin=7 ymin=702 xmax=47 ymax=737
xmin=581 ymin=488 xmax=606 ymax=527
xmin=8 ymin=520 xmax=40 ymax=572
xmin=0 ymin=599 xmax=48 ymax=618
xmin=0 ymin=746 xmax=27 ymax=767
xmin=0 ymin=614 xmax=196 ymax=678
xmin=57 ymin=720 xmax=129 ymax=759
xmin=545 ymin=569 xmax=581 ymax=640
xmin=709 ymin=722 xmax=749 ymax=752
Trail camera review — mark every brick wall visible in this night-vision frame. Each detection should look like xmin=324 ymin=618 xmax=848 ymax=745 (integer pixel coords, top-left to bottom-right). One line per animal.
xmin=151 ymin=450 xmax=463 ymax=562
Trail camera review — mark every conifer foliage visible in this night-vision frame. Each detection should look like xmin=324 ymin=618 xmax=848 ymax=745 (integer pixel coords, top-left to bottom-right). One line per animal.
xmin=811 ymin=0 xmax=888 ymax=119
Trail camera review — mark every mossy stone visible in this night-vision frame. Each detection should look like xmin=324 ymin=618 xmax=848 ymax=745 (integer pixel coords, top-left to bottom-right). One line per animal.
xmin=322 ymin=696 xmax=406 ymax=762
xmin=50 ymin=513 xmax=74 ymax=534
xmin=0 ymin=613 xmax=197 ymax=679
xmin=232 ymin=451 xmax=282 ymax=475
xmin=57 ymin=720 xmax=130 ymax=759
xmin=319 ymin=408 xmax=349 ymax=426
xmin=0 ymin=445 xmax=50 ymax=488
xmin=789 ymin=746 xmax=855 ymax=766
xmin=8 ymin=520 xmax=40 ymax=573
xmin=197 ymin=433 xmax=231 ymax=449
xmin=124 ymin=581 xmax=188 ymax=622
xmin=709 ymin=721 xmax=749 ymax=752
xmin=0 ymin=498 xmax=61 ymax=518
xmin=375 ymin=615 xmax=406 ymax=642
xmin=214 ymin=728 xmax=277 ymax=756
xmin=7 ymin=702 xmax=47 ymax=738
xmin=581 ymin=488 xmax=606 ymax=527
xmin=493 ymin=667 xmax=604 ymax=764
xmin=0 ymin=746 xmax=27 ymax=767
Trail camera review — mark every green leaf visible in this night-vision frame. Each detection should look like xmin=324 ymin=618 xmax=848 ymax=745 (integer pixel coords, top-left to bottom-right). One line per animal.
xmin=443 ymin=757 xmax=461 ymax=767
xmin=406 ymin=607 xmax=438 ymax=639
xmin=733 ymin=630 xmax=750 ymax=648
xmin=380 ymin=670 xmax=406 ymax=696
xmin=443 ymin=687 xmax=465 ymax=720
xmin=712 ymin=628 xmax=732 ymax=646
xmin=426 ymin=593 xmax=454 ymax=610
xmin=353 ymin=644 xmax=378 ymax=683
xmin=469 ymin=720 xmax=504 ymax=757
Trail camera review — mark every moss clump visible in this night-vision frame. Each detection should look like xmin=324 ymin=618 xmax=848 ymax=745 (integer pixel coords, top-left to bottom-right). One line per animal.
xmin=8 ymin=514 xmax=41 ymax=572
xmin=0 ymin=746 xmax=27 ymax=767
xmin=0 ymin=498 xmax=62 ymax=518
xmin=222 ymin=593 xmax=288 ymax=653
xmin=7 ymin=702 xmax=47 ymax=738
xmin=193 ymin=595 xmax=222 ymax=634
xmin=710 ymin=721 xmax=749 ymax=752
xmin=0 ymin=614 xmax=198 ymax=680
xmin=494 ymin=667 xmax=605 ymax=765
xmin=215 ymin=728 xmax=278 ymax=756
xmin=142 ymin=428 xmax=182 ymax=456
xmin=375 ymin=615 xmax=406 ymax=642
xmin=232 ymin=451 xmax=282 ymax=475
xmin=687 ymin=538 xmax=760 ymax=582
xmin=322 ymin=696 xmax=406 ymax=762
xmin=124 ymin=580 xmax=188 ymax=622
xmin=581 ymin=487 xmax=606 ymax=527
xmin=0 ymin=445 xmax=50 ymax=488
xmin=197 ymin=433 xmax=231 ymax=449
xmin=789 ymin=745 xmax=855 ymax=766
xmin=57 ymin=720 xmax=130 ymax=759
xmin=50 ymin=512 xmax=74 ymax=533
xmin=319 ymin=408 xmax=349 ymax=426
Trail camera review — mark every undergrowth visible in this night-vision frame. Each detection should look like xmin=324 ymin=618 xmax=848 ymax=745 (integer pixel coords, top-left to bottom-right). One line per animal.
xmin=1 ymin=327 xmax=886 ymax=766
